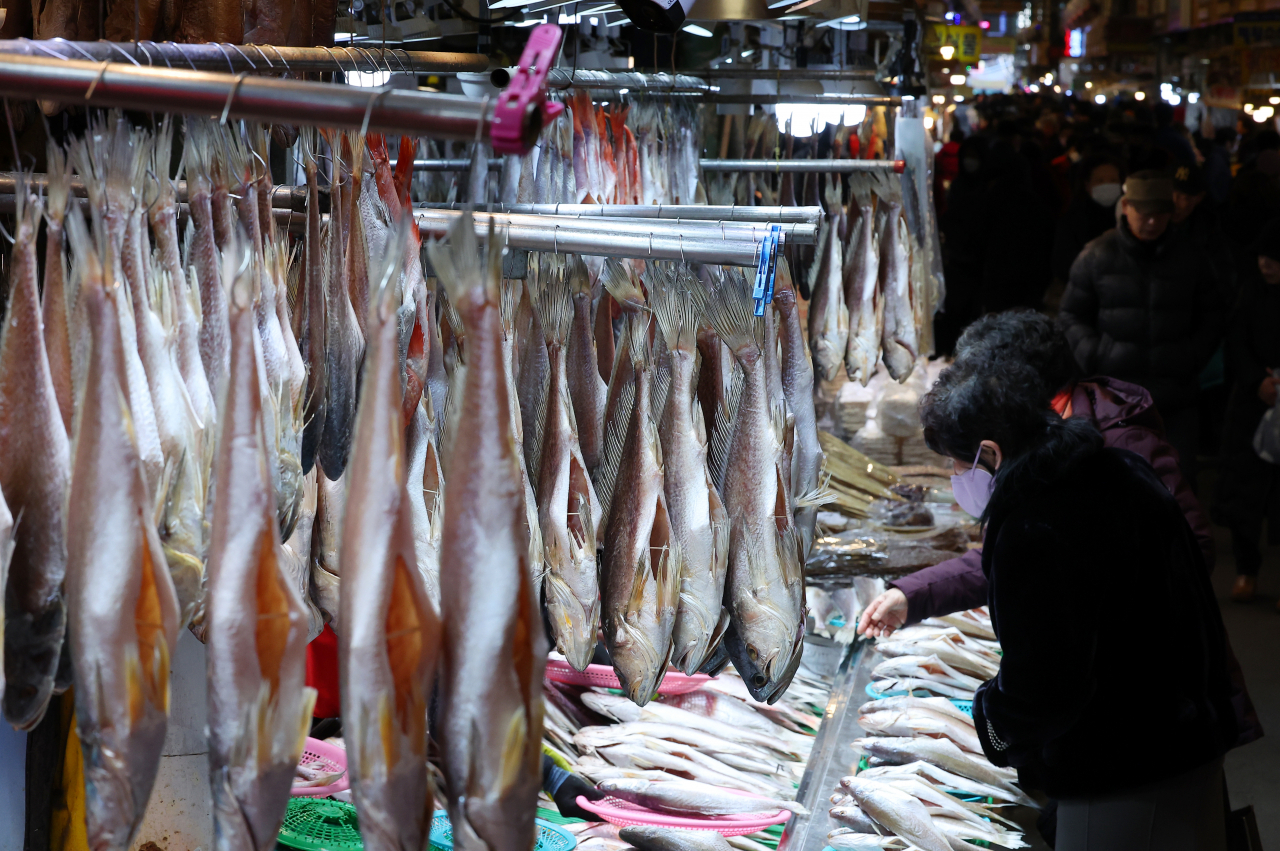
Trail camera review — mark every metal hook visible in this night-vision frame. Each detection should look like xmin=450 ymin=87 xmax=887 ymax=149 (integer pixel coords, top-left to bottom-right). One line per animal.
xmin=103 ymin=41 xmax=141 ymax=66
xmin=227 ymin=43 xmax=258 ymax=71
xmin=220 ymin=72 xmax=248 ymax=125
xmin=265 ymin=44 xmax=289 ymax=74
xmin=167 ymin=40 xmax=198 ymax=71
xmin=85 ymin=60 xmax=112 ymax=101
xmin=359 ymin=86 xmax=392 ymax=139
xmin=475 ymin=94 xmax=491 ymax=148
xmin=56 ymin=37 xmax=98 ymax=62
xmin=553 ymin=224 xmax=559 ymax=254
xmin=679 ymin=233 xmax=686 ymax=264
xmin=212 ymin=43 xmax=236 ymax=74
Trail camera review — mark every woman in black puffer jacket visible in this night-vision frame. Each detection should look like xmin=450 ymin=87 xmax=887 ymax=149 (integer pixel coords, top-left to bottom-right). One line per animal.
xmin=919 ymin=357 xmax=1244 ymax=851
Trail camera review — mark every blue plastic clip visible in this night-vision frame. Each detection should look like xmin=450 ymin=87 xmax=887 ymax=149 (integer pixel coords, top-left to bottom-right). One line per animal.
xmin=752 ymin=225 xmax=781 ymax=316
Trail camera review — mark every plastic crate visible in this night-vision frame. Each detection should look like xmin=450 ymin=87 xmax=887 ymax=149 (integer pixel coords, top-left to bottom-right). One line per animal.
xmin=430 ymin=810 xmax=576 ymax=851
xmin=291 ymin=737 xmax=349 ymax=798
xmin=545 ymin=660 xmax=713 ymax=696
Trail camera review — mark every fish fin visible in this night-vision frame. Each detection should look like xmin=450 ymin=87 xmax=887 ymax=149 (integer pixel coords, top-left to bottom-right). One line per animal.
xmin=531 ymin=257 xmax=573 ymax=346
xmin=499 ymin=277 xmax=521 ymax=334
xmin=429 ymin=212 xmax=502 ymax=314
xmin=693 ymin=267 xmax=762 ymax=356
xmin=627 ymin=312 xmax=652 ymax=374
xmin=566 ymin=255 xmax=592 ymax=296
xmin=600 ymin=257 xmax=646 ymax=311
xmin=650 ymin=493 xmax=680 ymax=613
xmin=595 ymin=362 xmax=633 ymax=528
xmin=649 ymin=264 xmax=698 ymax=355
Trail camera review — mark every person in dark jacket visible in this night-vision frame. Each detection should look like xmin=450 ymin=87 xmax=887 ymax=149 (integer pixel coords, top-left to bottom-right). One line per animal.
xmin=916 ymin=357 xmax=1241 ymax=850
xmin=1059 ymin=170 xmax=1228 ymax=485
xmin=1049 ymin=153 xmax=1124 ymax=299
xmin=860 ymin=310 xmax=1217 ymax=626
xmin=1215 ymin=218 xmax=1280 ymax=605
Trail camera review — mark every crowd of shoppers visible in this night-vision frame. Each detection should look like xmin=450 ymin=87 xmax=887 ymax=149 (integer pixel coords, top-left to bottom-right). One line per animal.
xmin=932 ymin=92 xmax=1280 ymax=606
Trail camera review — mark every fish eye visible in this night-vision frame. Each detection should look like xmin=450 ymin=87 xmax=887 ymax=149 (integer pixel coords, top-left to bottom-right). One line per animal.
xmin=752 ymin=674 xmax=768 ymax=687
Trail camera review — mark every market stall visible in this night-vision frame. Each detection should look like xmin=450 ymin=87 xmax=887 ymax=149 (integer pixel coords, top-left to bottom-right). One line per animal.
xmin=0 ymin=4 xmax=961 ymax=849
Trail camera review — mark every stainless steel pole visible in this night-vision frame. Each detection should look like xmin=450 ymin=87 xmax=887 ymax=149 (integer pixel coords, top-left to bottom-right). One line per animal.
xmin=700 ymin=159 xmax=905 ymax=173
xmin=414 ymin=207 xmax=816 ymax=244
xmin=419 ymin=202 xmax=823 ymax=224
xmin=0 ymin=40 xmax=490 ymax=74
xmin=0 ymin=54 xmax=538 ymax=149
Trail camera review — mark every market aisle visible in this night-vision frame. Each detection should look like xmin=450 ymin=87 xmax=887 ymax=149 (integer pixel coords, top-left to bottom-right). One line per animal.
xmin=1212 ymin=522 xmax=1280 ymax=846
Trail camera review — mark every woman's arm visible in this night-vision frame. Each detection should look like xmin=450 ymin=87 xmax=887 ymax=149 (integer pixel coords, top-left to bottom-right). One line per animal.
xmin=972 ymin=516 xmax=1098 ymax=768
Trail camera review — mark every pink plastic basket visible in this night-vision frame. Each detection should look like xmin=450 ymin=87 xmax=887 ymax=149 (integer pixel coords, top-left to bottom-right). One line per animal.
xmin=544 ymin=660 xmax=713 ymax=696
xmin=575 ymin=796 xmax=791 ymax=836
xmin=291 ymin=737 xmax=350 ymax=798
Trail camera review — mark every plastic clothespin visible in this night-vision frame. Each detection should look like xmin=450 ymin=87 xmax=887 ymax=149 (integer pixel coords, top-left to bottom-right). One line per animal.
xmin=764 ymin=223 xmax=781 ymax=305
xmin=752 ymin=226 xmax=777 ymax=316
xmin=491 ymin=23 xmax=565 ymax=156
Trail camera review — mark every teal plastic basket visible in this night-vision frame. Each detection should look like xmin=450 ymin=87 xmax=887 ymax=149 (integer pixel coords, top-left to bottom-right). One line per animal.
xmin=863 ymin=682 xmax=975 ymax=715
xmin=430 ymin=810 xmax=576 ymax=851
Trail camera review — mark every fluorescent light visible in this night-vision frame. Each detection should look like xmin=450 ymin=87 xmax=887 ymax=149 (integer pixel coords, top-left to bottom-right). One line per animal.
xmin=682 ymin=23 xmax=713 ymax=36
xmin=347 ymin=70 xmax=391 ymax=87
xmin=1270 ymin=96 xmax=1279 ymax=105
xmin=949 ymin=74 xmax=966 ymax=85
xmin=589 ymin=15 xmax=598 ymax=22
xmin=1094 ymin=93 xmax=1105 ymax=104
xmin=515 ymin=17 xmax=544 ymax=25
xmin=1188 ymin=92 xmax=1199 ymax=103
xmin=618 ymin=88 xmax=629 ymax=94
xmin=932 ymin=95 xmax=946 ymax=104
xmin=954 ymin=95 xmax=964 ymax=102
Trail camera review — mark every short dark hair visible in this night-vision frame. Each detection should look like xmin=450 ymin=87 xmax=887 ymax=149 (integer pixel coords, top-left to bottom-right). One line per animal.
xmin=952 ymin=309 xmax=1079 ymax=402
xmin=920 ymin=359 xmax=1056 ymax=462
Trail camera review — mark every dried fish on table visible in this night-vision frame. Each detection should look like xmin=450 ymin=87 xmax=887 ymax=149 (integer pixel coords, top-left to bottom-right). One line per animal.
xmin=620 ymin=826 xmax=734 ymax=851
xmin=64 ymin=207 xmax=180 ymax=851
xmin=840 ymin=778 xmax=952 ymax=851
xmin=205 ymin=243 xmax=315 ymax=851
xmin=340 ymin=223 xmax=440 ymax=851
xmin=598 ymin=777 xmax=808 ymax=816
xmin=432 ymin=214 xmax=546 ymax=851
xmin=0 ymin=179 xmax=71 ymax=729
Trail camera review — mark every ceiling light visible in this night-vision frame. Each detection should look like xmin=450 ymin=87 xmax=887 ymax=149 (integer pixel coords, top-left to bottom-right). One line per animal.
xmin=940 ymin=45 xmax=955 ymax=60
xmin=1134 ymin=91 xmax=1145 ymax=100
xmin=932 ymin=94 xmax=946 ymax=104
xmin=1085 ymin=81 xmax=1093 ymax=88
xmin=949 ymin=74 xmax=966 ymax=85
xmin=1094 ymin=93 xmax=1105 ymax=104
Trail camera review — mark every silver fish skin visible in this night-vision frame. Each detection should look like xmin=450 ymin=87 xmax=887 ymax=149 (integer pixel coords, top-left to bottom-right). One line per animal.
xmin=309 ymin=472 xmax=345 ymax=629
xmin=595 ymin=258 xmax=647 ymax=531
xmin=619 ymin=826 xmax=734 ymax=851
xmin=851 ymin=736 xmax=1023 ymax=796
xmin=431 ymin=215 xmax=547 ymax=851
xmin=497 ymin=279 xmax=546 ymax=587
xmin=184 ymin=120 xmax=232 ymax=388
xmin=651 ymin=269 xmax=730 ymax=676
xmin=845 ymin=179 xmax=881 ymax=385
xmin=807 ymin=189 xmax=850 ymax=382
xmin=826 ymin=834 xmax=905 ymax=850
xmin=830 ymin=806 xmax=881 ymax=834
xmin=564 ymin=257 xmax=607 ymax=474
xmin=878 ymin=199 xmax=916 ymax=382
xmin=772 ymin=258 xmax=822 ymax=561
xmin=599 ymin=316 xmax=681 ymax=706
xmin=597 ymin=777 xmax=807 ymax=816
xmin=532 ymin=264 xmax=604 ymax=672
xmin=42 ymin=146 xmax=75 ymax=435
xmin=697 ymin=271 xmax=804 ymax=705
xmin=318 ymin=142 xmax=366 ymax=480
xmin=205 ymin=244 xmax=316 ymax=851
xmin=858 ymin=696 xmax=976 ymax=726
xmin=298 ymin=128 xmax=328 ymax=475
xmin=281 ymin=472 xmax=323 ymax=642
xmin=64 ymin=207 xmax=181 ymax=851
xmin=340 ymin=227 xmax=441 ymax=851
xmin=0 ymin=185 xmax=72 ymax=729
xmin=404 ymin=398 xmax=444 ymax=612
xmin=841 ymin=778 xmax=952 ymax=851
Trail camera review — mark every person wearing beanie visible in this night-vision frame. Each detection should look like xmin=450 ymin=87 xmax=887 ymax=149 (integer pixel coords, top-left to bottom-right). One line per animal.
xmin=1059 ymin=170 xmax=1229 ymax=486
xmin=1216 ymin=218 xmax=1280 ymax=604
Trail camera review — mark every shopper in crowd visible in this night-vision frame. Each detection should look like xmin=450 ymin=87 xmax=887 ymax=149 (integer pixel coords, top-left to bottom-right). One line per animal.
xmin=1197 ymin=125 xmax=1234 ymax=206
xmin=1216 ymin=218 xmax=1280 ymax=605
xmin=934 ymin=127 xmax=963 ymax=216
xmin=912 ymin=355 xmax=1241 ymax=851
xmin=1049 ymin=153 xmax=1124 ymax=306
xmin=935 ymin=134 xmax=991 ymax=355
xmin=977 ymin=139 xmax=1053 ymax=313
xmin=1059 ymin=170 xmax=1228 ymax=485
xmin=1155 ymin=101 xmax=1198 ymax=167
xmin=860 ymin=310 xmax=1216 ymax=631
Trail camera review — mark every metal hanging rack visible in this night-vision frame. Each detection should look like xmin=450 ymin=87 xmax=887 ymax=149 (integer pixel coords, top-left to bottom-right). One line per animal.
xmin=0 ymin=39 xmax=489 ymax=74
xmin=695 ymin=68 xmax=878 ymax=81
xmin=701 ymin=159 xmax=906 ymax=173
xmin=0 ymin=173 xmax=307 ymax=211
xmin=0 ymin=24 xmax=565 ymax=155
xmin=413 ymin=207 xmax=815 ymax=244
xmin=413 ymin=209 xmax=766 ymax=266
xmin=408 ymin=158 xmax=905 ymax=174
xmin=543 ymin=69 xmax=709 ymax=93
xmin=419 ymin=202 xmax=822 ymax=225
xmin=703 ymin=93 xmax=901 ymax=105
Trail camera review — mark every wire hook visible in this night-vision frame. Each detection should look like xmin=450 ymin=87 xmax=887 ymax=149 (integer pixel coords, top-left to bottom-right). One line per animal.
xmin=359 ymin=86 xmax=392 ymax=139
xmin=85 ymin=60 xmax=112 ymax=101
xmin=220 ymin=72 xmax=248 ymax=125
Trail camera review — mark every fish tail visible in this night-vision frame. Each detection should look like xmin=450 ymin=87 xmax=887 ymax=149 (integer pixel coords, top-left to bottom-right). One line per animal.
xmin=627 ymin=312 xmax=652 ymax=373
xmin=600 ymin=257 xmax=646 ymax=311
xmin=531 ymin=257 xmax=573 ymax=346
xmin=566 ymin=254 xmax=592 ymax=297
xmin=649 ymin=264 xmax=698 ymax=355
xmin=44 ymin=144 xmax=71 ymax=227
xmin=694 ymin=267 xmax=762 ymax=357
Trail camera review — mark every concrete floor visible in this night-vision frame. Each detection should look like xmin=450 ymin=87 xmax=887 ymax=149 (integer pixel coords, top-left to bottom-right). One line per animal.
xmin=1214 ymin=521 xmax=1280 ymax=848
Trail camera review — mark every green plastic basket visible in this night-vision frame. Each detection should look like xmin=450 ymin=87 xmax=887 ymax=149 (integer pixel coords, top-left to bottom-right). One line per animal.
xmin=278 ymin=798 xmax=363 ymax=851
xmin=430 ymin=810 xmax=577 ymax=851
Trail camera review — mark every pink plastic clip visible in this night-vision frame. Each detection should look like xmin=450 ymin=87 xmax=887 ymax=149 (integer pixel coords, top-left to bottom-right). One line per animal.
xmin=491 ymin=23 xmax=565 ymax=155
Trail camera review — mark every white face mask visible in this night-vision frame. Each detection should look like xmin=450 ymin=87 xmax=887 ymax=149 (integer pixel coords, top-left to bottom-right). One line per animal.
xmin=1090 ymin=183 xmax=1123 ymax=207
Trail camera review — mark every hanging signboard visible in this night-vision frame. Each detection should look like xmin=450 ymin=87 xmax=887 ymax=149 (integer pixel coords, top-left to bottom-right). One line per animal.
xmin=927 ymin=23 xmax=983 ymax=64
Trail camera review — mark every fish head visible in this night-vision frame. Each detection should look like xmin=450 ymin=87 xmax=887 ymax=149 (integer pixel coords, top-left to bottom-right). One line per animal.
xmin=722 ymin=612 xmax=805 ymax=704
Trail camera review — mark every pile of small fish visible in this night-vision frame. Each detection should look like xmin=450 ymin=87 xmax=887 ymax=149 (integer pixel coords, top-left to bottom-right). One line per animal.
xmin=867 ymin=610 xmax=1000 ymax=700
xmin=820 ymin=608 xmax=1033 ymax=851
xmin=540 ymin=666 xmax=828 ymax=851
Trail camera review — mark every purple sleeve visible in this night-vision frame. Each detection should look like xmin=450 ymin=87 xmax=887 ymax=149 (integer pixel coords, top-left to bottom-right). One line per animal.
xmin=888 ymin=548 xmax=990 ymax=625
xmin=1104 ymin=425 xmax=1217 ymax=570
